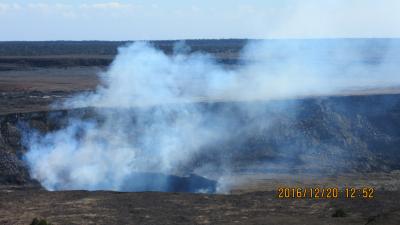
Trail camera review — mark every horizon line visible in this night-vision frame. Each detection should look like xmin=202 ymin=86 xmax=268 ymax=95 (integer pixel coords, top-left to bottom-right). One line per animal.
xmin=1 ymin=37 xmax=400 ymax=42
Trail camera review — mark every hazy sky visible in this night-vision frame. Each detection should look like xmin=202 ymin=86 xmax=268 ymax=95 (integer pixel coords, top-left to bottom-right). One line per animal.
xmin=0 ymin=0 xmax=399 ymax=40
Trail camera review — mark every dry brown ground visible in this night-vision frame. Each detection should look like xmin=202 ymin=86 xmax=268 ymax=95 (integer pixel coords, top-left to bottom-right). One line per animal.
xmin=0 ymin=67 xmax=100 ymax=115
xmin=0 ymin=67 xmax=100 ymax=92
xmin=1 ymin=172 xmax=400 ymax=225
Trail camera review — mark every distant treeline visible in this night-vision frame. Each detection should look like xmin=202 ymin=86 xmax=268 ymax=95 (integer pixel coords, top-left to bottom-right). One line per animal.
xmin=0 ymin=39 xmax=248 ymax=56
xmin=0 ymin=38 xmax=399 ymax=57
xmin=0 ymin=39 xmax=399 ymax=69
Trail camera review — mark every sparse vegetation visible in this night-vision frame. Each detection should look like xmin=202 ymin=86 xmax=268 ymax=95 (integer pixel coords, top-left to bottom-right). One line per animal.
xmin=332 ymin=208 xmax=347 ymax=217
xmin=30 ymin=218 xmax=52 ymax=225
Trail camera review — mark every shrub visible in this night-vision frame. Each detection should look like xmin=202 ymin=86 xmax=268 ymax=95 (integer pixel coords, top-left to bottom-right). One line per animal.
xmin=332 ymin=208 xmax=347 ymax=217
xmin=30 ymin=218 xmax=52 ymax=225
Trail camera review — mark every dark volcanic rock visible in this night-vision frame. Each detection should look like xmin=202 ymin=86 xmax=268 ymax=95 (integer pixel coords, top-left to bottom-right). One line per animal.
xmin=0 ymin=109 xmax=94 ymax=185
xmin=0 ymin=150 xmax=31 ymax=184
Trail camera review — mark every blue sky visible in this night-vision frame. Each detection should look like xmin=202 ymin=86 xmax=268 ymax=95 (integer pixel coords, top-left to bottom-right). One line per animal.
xmin=0 ymin=0 xmax=399 ymax=40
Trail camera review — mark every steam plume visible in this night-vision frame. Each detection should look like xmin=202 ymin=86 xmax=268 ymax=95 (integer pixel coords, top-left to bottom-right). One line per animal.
xmin=23 ymin=39 xmax=400 ymax=192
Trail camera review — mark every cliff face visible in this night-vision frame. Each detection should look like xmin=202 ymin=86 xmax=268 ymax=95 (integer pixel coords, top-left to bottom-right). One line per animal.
xmin=182 ymin=94 xmax=400 ymax=174
xmin=0 ymin=113 xmax=38 ymax=185
xmin=1 ymin=94 xmax=400 ymax=186
xmin=225 ymin=94 xmax=400 ymax=173
xmin=0 ymin=110 xmax=80 ymax=185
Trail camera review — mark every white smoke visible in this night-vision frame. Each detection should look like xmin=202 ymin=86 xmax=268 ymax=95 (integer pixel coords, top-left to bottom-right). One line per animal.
xmin=23 ymin=40 xmax=400 ymax=192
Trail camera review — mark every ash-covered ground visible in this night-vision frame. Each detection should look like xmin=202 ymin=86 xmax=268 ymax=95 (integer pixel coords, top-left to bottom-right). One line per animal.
xmin=0 ymin=40 xmax=400 ymax=225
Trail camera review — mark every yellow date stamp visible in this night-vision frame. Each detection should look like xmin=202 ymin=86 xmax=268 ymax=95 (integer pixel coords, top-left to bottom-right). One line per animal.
xmin=277 ymin=187 xmax=375 ymax=199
